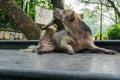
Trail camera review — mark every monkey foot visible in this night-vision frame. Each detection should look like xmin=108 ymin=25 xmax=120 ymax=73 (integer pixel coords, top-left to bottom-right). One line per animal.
xmin=37 ymin=43 xmax=54 ymax=54
xmin=105 ymin=50 xmax=117 ymax=55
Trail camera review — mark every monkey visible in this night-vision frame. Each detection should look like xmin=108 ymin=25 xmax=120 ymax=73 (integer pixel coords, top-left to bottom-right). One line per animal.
xmin=51 ymin=8 xmax=117 ymax=54
xmin=48 ymin=8 xmax=117 ymax=55
xmin=22 ymin=8 xmax=117 ymax=55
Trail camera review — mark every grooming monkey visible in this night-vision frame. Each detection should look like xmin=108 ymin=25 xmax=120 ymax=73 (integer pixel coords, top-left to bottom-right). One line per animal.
xmin=36 ymin=8 xmax=117 ymax=55
xmin=21 ymin=8 xmax=117 ymax=55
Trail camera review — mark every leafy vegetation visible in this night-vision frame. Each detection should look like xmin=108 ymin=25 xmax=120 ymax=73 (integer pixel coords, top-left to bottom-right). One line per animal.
xmin=107 ymin=23 xmax=120 ymax=40
xmin=0 ymin=9 xmax=16 ymax=30
xmin=79 ymin=0 xmax=120 ymax=23
xmin=16 ymin=0 xmax=53 ymax=19
xmin=94 ymin=32 xmax=108 ymax=40
xmin=0 ymin=0 xmax=53 ymax=30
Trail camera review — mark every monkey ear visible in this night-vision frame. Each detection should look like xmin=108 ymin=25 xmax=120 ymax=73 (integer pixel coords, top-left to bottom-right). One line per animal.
xmin=79 ymin=14 xmax=84 ymax=19
xmin=69 ymin=11 xmax=75 ymax=21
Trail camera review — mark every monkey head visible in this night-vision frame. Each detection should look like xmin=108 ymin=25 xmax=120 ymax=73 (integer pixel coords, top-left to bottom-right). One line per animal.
xmin=53 ymin=8 xmax=84 ymax=22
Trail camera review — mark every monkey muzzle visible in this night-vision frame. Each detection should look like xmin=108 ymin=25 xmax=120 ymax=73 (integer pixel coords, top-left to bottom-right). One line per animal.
xmin=53 ymin=8 xmax=63 ymax=20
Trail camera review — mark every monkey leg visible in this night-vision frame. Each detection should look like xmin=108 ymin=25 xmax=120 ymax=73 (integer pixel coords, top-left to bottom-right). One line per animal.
xmin=60 ymin=37 xmax=75 ymax=55
xmin=37 ymin=26 xmax=56 ymax=53
xmin=88 ymin=44 xmax=117 ymax=55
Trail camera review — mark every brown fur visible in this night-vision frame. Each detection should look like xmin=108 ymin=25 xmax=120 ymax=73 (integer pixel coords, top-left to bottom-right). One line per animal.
xmin=37 ymin=26 xmax=55 ymax=53
xmin=37 ymin=8 xmax=117 ymax=55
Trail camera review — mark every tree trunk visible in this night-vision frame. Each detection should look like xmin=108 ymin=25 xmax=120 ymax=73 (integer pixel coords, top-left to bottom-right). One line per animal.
xmin=0 ymin=0 xmax=41 ymax=40
xmin=51 ymin=0 xmax=65 ymax=9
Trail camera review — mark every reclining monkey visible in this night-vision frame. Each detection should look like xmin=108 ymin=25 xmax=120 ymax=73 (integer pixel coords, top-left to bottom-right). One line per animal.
xmin=36 ymin=8 xmax=117 ymax=55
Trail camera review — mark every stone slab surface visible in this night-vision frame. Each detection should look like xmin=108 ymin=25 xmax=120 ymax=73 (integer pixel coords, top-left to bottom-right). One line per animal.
xmin=0 ymin=50 xmax=120 ymax=75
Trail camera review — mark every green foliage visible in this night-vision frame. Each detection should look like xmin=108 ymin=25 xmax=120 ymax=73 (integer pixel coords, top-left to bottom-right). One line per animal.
xmin=0 ymin=9 xmax=17 ymax=30
xmin=107 ymin=23 xmax=120 ymax=40
xmin=0 ymin=0 xmax=53 ymax=30
xmin=34 ymin=0 xmax=53 ymax=9
xmin=16 ymin=0 xmax=53 ymax=20
xmin=94 ymin=32 xmax=108 ymax=40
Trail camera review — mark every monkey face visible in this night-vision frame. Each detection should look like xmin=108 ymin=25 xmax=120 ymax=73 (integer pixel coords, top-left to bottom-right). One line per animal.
xmin=53 ymin=8 xmax=63 ymax=20
xmin=53 ymin=8 xmax=74 ymax=22
xmin=53 ymin=8 xmax=84 ymax=22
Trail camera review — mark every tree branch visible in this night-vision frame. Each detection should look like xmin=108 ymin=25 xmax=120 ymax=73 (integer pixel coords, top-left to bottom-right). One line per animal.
xmin=107 ymin=0 xmax=120 ymax=17
xmin=102 ymin=14 xmax=116 ymax=23
xmin=81 ymin=1 xmax=112 ymax=7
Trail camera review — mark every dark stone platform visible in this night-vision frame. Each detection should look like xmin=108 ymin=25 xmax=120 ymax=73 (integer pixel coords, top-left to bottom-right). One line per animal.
xmin=0 ymin=40 xmax=120 ymax=52
xmin=0 ymin=40 xmax=120 ymax=80
xmin=0 ymin=50 xmax=120 ymax=80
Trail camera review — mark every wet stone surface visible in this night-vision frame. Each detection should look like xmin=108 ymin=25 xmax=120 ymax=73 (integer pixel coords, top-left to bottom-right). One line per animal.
xmin=0 ymin=50 xmax=120 ymax=75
